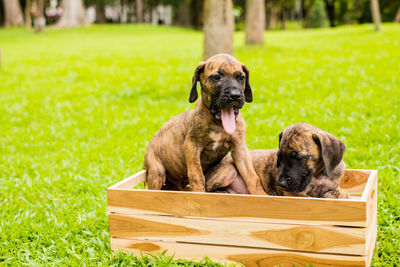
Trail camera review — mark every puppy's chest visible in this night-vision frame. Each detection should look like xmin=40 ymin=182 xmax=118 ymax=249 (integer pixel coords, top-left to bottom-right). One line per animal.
xmin=202 ymin=132 xmax=232 ymax=159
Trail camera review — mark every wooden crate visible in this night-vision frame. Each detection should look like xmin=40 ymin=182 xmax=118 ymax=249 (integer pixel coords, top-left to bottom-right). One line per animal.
xmin=107 ymin=169 xmax=377 ymax=267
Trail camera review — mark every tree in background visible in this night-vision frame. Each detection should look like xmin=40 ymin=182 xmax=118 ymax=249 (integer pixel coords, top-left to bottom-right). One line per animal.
xmin=323 ymin=0 xmax=335 ymax=26
xmin=25 ymin=0 xmax=32 ymax=29
xmin=395 ymin=5 xmax=400 ymax=22
xmin=190 ymin=0 xmax=203 ymax=29
xmin=136 ymin=0 xmax=143 ymax=23
xmin=57 ymin=0 xmax=88 ymax=27
xmin=2 ymin=0 xmax=25 ymax=26
xmin=203 ymin=0 xmax=234 ymax=60
xmin=308 ymin=0 xmax=327 ymax=27
xmin=245 ymin=0 xmax=265 ymax=44
xmin=176 ymin=0 xmax=189 ymax=26
xmin=96 ymin=0 xmax=106 ymax=23
xmin=33 ymin=0 xmax=45 ymax=32
xmin=302 ymin=0 xmax=317 ymax=28
xmin=266 ymin=1 xmax=279 ymax=29
xmin=370 ymin=0 xmax=381 ymax=31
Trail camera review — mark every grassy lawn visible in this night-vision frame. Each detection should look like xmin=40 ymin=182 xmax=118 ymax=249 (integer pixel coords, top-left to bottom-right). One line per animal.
xmin=0 ymin=24 xmax=399 ymax=266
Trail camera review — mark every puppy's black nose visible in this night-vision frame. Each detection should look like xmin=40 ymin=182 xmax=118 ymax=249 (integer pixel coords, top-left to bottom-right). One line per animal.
xmin=277 ymin=179 xmax=288 ymax=188
xmin=230 ymin=89 xmax=241 ymax=99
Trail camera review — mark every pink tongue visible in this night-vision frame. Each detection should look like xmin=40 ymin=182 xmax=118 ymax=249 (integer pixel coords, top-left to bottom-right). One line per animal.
xmin=221 ymin=106 xmax=236 ymax=134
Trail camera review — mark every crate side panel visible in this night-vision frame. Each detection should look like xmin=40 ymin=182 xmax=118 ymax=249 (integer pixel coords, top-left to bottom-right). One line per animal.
xmin=108 ymin=170 xmax=146 ymax=189
xmin=108 ymin=188 xmax=367 ymax=226
xmin=365 ymin=171 xmax=378 ymax=227
xmin=341 ymin=170 xmax=370 ymax=192
xmin=111 ymin=238 xmax=366 ymax=267
xmin=366 ymin=221 xmax=377 ymax=267
xmin=365 ymin=178 xmax=378 ymax=267
xmin=109 ymin=213 xmax=366 ymax=255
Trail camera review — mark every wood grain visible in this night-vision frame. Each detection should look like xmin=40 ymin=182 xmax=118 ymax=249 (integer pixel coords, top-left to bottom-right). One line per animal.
xmin=362 ymin=170 xmax=377 ymax=200
xmin=108 ymin=170 xmax=146 ymax=189
xmin=111 ymin=238 xmax=367 ymax=267
xmin=109 ymin=214 xmax=210 ymax=237
xmin=366 ymin=215 xmax=377 ymax=267
xmin=109 ymin=213 xmax=365 ymax=255
xmin=107 ymin=169 xmax=374 ymax=227
xmin=365 ymin=175 xmax=378 ymax=267
xmin=250 ymin=226 xmax=364 ymax=253
xmin=107 ymin=169 xmax=378 ymax=265
xmin=108 ymin=188 xmax=367 ymax=226
xmin=340 ymin=170 xmax=370 ymax=191
xmin=126 ymin=242 xmax=161 ymax=252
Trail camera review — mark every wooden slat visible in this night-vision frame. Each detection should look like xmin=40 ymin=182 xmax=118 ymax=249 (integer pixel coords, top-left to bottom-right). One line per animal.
xmin=108 ymin=170 xmax=146 ymax=189
xmin=365 ymin=171 xmax=378 ymax=237
xmin=111 ymin=238 xmax=367 ymax=267
xmin=109 ymin=213 xmax=366 ymax=255
xmin=340 ymin=170 xmax=370 ymax=192
xmin=365 ymin=173 xmax=378 ymax=267
xmin=362 ymin=170 xmax=377 ymax=200
xmin=365 ymin=214 xmax=377 ymax=267
xmin=107 ymin=187 xmax=367 ymax=226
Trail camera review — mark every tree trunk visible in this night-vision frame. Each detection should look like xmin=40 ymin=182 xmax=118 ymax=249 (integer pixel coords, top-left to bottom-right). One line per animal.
xmin=33 ymin=0 xmax=45 ymax=32
xmin=394 ymin=5 xmax=400 ymax=23
xmin=203 ymin=0 xmax=234 ymax=60
xmin=179 ymin=0 xmax=190 ymax=26
xmin=280 ymin=4 xmax=286 ymax=30
xmin=370 ymin=0 xmax=381 ymax=31
xmin=25 ymin=0 xmax=32 ymax=29
xmin=245 ymin=0 xmax=265 ymax=45
xmin=136 ymin=0 xmax=143 ymax=23
xmin=190 ymin=0 xmax=203 ymax=29
xmin=303 ymin=0 xmax=316 ymax=28
xmin=25 ymin=0 xmax=32 ymax=31
xmin=121 ymin=0 xmax=129 ymax=23
xmin=96 ymin=0 xmax=106 ymax=23
xmin=324 ymin=0 xmax=335 ymax=27
xmin=57 ymin=0 xmax=88 ymax=28
xmin=3 ymin=0 xmax=25 ymax=26
xmin=266 ymin=1 xmax=278 ymax=29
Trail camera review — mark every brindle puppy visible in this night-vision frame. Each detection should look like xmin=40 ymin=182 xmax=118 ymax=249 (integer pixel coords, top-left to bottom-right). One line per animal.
xmin=206 ymin=123 xmax=349 ymax=198
xmin=144 ymin=54 xmax=265 ymax=195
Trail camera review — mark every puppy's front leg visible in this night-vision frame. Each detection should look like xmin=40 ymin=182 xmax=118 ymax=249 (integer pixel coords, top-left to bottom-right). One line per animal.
xmin=232 ymin=141 xmax=266 ymax=195
xmin=184 ymin=137 xmax=205 ymax=192
xmin=323 ymin=188 xmax=350 ymax=199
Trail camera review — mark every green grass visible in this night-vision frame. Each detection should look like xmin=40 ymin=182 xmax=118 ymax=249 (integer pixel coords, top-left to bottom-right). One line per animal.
xmin=0 ymin=24 xmax=399 ymax=266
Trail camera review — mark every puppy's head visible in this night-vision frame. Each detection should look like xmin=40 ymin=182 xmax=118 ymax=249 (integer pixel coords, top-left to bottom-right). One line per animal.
xmin=189 ymin=54 xmax=252 ymax=133
xmin=276 ymin=123 xmax=345 ymax=193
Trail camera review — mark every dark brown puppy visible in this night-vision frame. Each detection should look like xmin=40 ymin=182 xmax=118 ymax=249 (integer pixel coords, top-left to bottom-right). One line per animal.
xmin=206 ymin=123 xmax=349 ymax=198
xmin=144 ymin=54 xmax=265 ymax=195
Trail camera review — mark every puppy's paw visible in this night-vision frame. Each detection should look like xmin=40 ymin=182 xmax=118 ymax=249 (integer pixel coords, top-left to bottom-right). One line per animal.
xmin=249 ymin=188 xmax=267 ymax=195
xmin=323 ymin=189 xmax=350 ymax=199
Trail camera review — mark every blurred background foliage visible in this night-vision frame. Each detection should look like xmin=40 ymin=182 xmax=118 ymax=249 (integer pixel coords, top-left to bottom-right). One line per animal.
xmin=1 ymin=0 xmax=399 ymax=30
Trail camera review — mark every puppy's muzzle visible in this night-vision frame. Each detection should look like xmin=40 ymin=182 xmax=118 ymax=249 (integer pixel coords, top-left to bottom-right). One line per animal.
xmin=229 ymin=89 xmax=241 ymax=100
xmin=277 ymin=175 xmax=299 ymax=191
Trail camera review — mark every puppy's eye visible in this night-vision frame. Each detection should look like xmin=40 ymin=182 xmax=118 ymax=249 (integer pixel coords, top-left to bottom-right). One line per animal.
xmin=211 ymin=74 xmax=221 ymax=82
xmin=291 ymin=151 xmax=302 ymax=161
xmin=238 ymin=75 xmax=245 ymax=82
xmin=292 ymin=151 xmax=305 ymax=161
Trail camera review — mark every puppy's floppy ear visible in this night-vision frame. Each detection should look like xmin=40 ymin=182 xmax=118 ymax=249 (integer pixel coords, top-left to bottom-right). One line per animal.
xmin=277 ymin=131 xmax=283 ymax=168
xmin=242 ymin=64 xmax=253 ymax=103
xmin=312 ymin=131 xmax=346 ymax=177
xmin=189 ymin=62 xmax=205 ymax=103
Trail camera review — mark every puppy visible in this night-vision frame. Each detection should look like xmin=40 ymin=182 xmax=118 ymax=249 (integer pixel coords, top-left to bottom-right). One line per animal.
xmin=144 ymin=54 xmax=265 ymax=195
xmin=206 ymin=123 xmax=349 ymax=198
